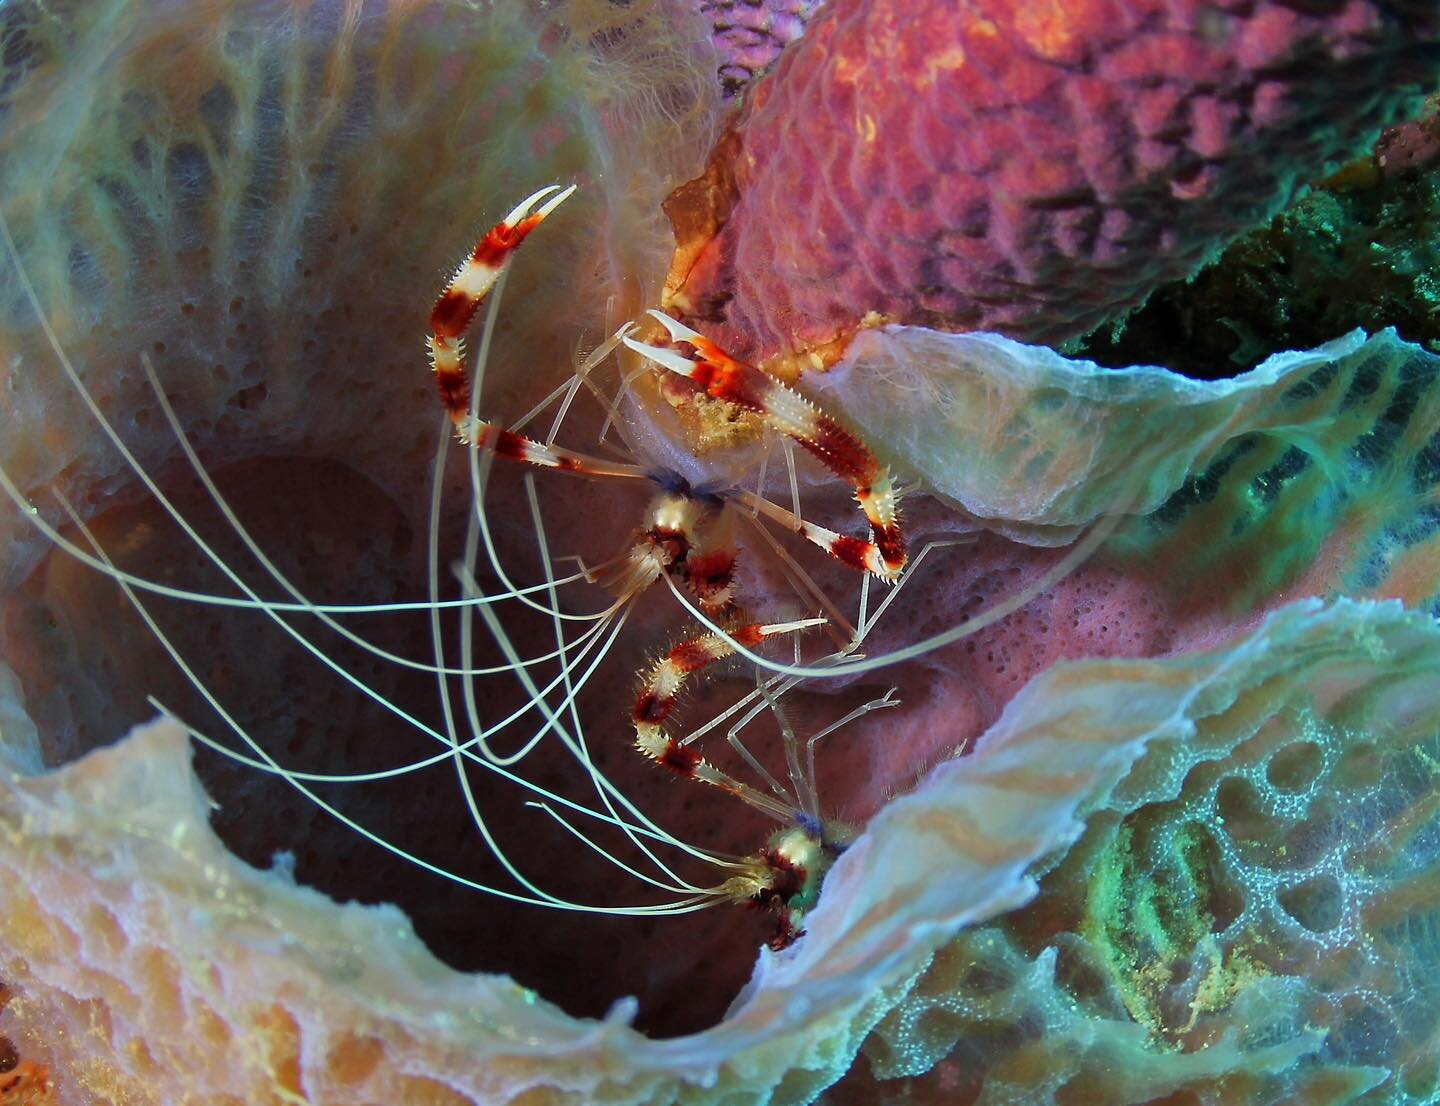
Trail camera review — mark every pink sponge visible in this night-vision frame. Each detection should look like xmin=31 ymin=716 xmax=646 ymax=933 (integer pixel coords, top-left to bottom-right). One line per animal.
xmin=666 ymin=0 xmax=1440 ymax=365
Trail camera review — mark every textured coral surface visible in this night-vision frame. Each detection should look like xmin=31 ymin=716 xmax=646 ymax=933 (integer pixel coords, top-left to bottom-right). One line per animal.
xmin=667 ymin=0 xmax=1440 ymax=367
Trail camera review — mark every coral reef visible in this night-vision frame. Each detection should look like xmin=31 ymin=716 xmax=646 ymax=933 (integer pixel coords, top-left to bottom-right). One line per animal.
xmin=2 ymin=0 xmax=1440 ymax=1103
xmin=664 ymin=0 xmax=1440 ymax=367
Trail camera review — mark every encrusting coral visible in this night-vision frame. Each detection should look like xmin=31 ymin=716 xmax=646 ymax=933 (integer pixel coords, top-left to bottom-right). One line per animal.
xmin=2 ymin=0 xmax=1440 ymax=1104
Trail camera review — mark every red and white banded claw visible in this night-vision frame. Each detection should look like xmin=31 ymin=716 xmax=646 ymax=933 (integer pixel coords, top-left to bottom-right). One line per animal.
xmin=624 ymin=310 xmax=907 ymax=582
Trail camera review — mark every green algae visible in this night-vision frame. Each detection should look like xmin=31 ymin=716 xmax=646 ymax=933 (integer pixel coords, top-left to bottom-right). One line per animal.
xmin=1081 ymin=816 xmax=1264 ymax=1044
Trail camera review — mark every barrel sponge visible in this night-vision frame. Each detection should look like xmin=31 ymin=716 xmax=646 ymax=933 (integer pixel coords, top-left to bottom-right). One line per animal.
xmin=0 ymin=717 xmax=904 ymax=1106
xmin=797 ymin=329 xmax=1440 ymax=786
xmin=0 ymin=0 xmax=719 ymax=586
xmin=5 ymin=596 xmax=1439 ymax=1104
xmin=857 ymin=598 xmax=1440 ymax=1105
xmin=8 ymin=1 xmax=1440 ymax=1103
xmin=7 ymin=312 xmax=1440 ymax=1100
xmin=665 ymin=0 xmax=1440 ymax=365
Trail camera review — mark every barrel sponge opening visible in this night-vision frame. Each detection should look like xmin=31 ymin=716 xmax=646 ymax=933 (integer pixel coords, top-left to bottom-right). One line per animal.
xmin=5 ymin=598 xmax=1440 ymax=1104
xmin=9 ymin=322 xmax=1440 ymax=1098
xmin=0 ymin=0 xmax=719 ymax=585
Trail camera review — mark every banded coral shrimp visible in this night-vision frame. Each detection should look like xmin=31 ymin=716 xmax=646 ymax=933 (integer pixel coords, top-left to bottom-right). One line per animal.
xmin=406 ymin=181 xmax=1132 ymax=944
xmin=0 ymin=146 xmax=1126 ymax=1038
xmin=0 ymin=197 xmax=849 ymax=1031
